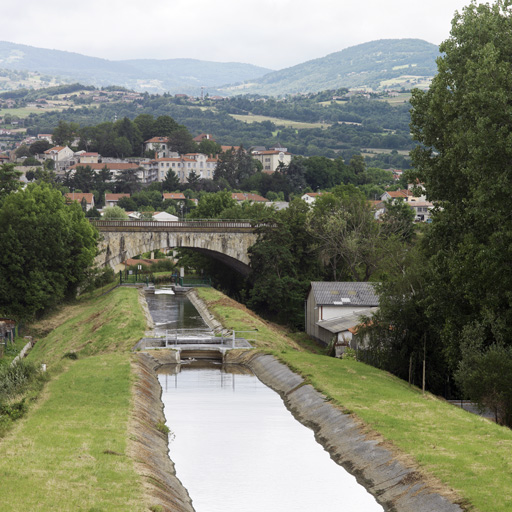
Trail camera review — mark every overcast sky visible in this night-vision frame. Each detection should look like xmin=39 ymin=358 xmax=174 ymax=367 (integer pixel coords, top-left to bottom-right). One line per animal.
xmin=1 ymin=0 xmax=471 ymax=70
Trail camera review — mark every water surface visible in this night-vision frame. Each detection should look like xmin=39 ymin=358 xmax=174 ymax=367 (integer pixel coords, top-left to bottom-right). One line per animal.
xmin=159 ymin=363 xmax=383 ymax=512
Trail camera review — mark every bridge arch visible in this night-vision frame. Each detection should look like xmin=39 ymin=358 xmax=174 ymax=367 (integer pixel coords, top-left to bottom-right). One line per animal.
xmin=92 ymin=220 xmax=259 ymax=276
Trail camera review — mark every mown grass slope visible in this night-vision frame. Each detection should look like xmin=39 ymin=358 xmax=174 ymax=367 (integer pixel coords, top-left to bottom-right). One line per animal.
xmin=196 ymin=287 xmax=512 ymax=512
xmin=0 ymin=287 xmax=148 ymax=511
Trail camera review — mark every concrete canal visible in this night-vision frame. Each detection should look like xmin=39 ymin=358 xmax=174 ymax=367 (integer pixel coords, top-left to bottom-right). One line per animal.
xmin=145 ymin=289 xmax=383 ymax=512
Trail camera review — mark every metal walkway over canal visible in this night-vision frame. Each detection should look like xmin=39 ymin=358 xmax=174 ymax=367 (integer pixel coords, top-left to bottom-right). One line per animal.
xmin=134 ymin=328 xmax=254 ymax=361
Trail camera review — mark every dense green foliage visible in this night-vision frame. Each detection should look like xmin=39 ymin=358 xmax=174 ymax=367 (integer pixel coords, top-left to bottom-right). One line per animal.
xmin=13 ymin=88 xmax=414 ymax=163
xmin=0 ymin=183 xmax=98 ymax=319
xmin=361 ymin=1 xmax=512 ymax=420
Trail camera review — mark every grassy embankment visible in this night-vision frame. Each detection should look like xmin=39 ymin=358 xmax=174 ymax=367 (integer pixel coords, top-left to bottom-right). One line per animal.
xmin=0 ymin=287 xmax=149 ymax=511
xmin=196 ymin=286 xmax=512 ymax=512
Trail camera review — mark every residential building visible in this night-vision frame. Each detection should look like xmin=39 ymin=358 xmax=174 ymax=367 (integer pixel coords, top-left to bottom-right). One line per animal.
xmin=43 ymin=146 xmax=74 ymax=169
xmin=231 ymin=193 xmax=268 ymax=204
xmin=77 ymin=152 xmax=100 ymax=164
xmin=301 ymin=192 xmax=323 ymax=204
xmin=144 ymin=137 xmax=174 ymax=159
xmin=105 ymin=193 xmax=130 ymax=208
xmin=153 ymin=154 xmax=218 ymax=184
xmin=251 ymin=149 xmax=292 ymax=172
xmin=68 ymin=162 xmax=143 ymax=181
xmin=65 ymin=192 xmax=95 ymax=211
xmin=305 ymin=282 xmax=379 ymax=353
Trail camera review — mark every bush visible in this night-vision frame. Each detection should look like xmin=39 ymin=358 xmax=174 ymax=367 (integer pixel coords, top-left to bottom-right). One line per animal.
xmin=0 ymin=361 xmax=39 ymax=398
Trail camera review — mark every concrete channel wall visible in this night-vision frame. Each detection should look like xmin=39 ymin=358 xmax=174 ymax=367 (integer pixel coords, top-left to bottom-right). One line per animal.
xmin=135 ymin=289 xmax=464 ymax=512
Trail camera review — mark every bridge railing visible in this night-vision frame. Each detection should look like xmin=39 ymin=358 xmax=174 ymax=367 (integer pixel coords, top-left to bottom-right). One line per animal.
xmin=89 ymin=219 xmax=259 ymax=229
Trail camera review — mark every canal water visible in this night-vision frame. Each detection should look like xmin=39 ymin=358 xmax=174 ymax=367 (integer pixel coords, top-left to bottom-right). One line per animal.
xmin=149 ymin=291 xmax=383 ymax=512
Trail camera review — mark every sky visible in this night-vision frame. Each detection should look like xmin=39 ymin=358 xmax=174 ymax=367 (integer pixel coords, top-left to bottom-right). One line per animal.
xmin=1 ymin=0 xmax=471 ymax=70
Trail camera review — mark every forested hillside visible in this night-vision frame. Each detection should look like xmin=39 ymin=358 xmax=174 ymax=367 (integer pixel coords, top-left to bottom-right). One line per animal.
xmin=220 ymin=39 xmax=439 ymax=96
xmin=11 ymin=87 xmax=412 ymax=166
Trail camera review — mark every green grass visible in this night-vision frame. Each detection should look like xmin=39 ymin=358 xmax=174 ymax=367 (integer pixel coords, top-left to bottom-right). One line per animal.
xmin=278 ymin=352 xmax=512 ymax=512
xmin=229 ymin=113 xmax=330 ymax=130
xmin=0 ymin=287 xmax=148 ymax=511
xmin=0 ymin=353 xmax=146 ymax=511
xmin=196 ymin=286 xmax=512 ymax=512
xmin=28 ymin=287 xmax=146 ymax=366
xmin=195 ymin=287 xmax=303 ymax=351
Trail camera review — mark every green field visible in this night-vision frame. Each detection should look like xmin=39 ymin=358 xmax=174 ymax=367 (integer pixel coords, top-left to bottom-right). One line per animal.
xmin=230 ymin=113 xmax=330 ymax=130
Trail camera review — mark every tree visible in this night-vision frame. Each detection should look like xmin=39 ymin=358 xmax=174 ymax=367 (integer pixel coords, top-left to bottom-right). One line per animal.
xmin=214 ymin=146 xmax=260 ymax=188
xmin=456 ymin=327 xmax=512 ymax=426
xmin=162 ymin=169 xmax=180 ymax=191
xmin=115 ymin=168 xmax=142 ymax=194
xmin=198 ymin=139 xmax=222 ymax=157
xmin=0 ymin=183 xmax=98 ymax=319
xmin=189 ymin=190 xmax=236 ymax=219
xmin=29 ymin=139 xmax=51 ymax=155
xmin=102 ymin=206 xmax=129 ymax=220
xmin=248 ymin=199 xmax=321 ymax=328
xmin=168 ymin=128 xmax=197 ymax=155
xmin=306 ymin=190 xmax=383 ymax=281
xmin=15 ymin=145 xmax=31 ymax=158
xmin=52 ymin=120 xmax=79 ymax=147
xmin=0 ymin=163 xmax=22 ymax=204
xmin=409 ymin=0 xmax=512 ymax=370
xmin=380 ymin=198 xmax=416 ymax=242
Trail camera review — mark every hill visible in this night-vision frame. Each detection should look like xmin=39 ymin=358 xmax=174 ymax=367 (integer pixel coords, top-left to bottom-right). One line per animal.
xmin=0 ymin=41 xmax=272 ymax=95
xmin=220 ymin=39 xmax=439 ymax=96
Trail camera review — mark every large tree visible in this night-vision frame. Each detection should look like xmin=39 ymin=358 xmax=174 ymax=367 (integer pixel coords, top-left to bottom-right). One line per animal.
xmin=409 ymin=1 xmax=512 ymax=370
xmin=0 ymin=184 xmax=98 ymax=319
xmin=214 ymin=146 xmax=260 ymax=188
xmin=0 ymin=163 xmax=22 ymax=204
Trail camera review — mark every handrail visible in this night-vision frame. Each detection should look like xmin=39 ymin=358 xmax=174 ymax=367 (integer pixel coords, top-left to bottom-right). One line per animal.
xmin=89 ymin=219 xmax=263 ymax=229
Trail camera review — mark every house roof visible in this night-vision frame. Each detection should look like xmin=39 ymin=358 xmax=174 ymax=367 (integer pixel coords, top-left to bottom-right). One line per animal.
xmin=317 ymin=307 xmax=379 ymax=334
xmin=310 ymin=282 xmax=379 ymax=307
xmin=105 ymin=193 xmax=130 ymax=201
xmin=231 ymin=192 xmax=268 ymax=202
xmin=253 ymin=150 xmax=291 ymax=155
xmin=145 ymin=137 xmax=168 ymax=144
xmin=384 ymin=190 xmax=413 ymax=199
xmin=65 ymin=192 xmax=94 ymax=204
xmin=163 ymin=193 xmax=186 ymax=200
xmin=44 ymin=146 xmax=67 ymax=154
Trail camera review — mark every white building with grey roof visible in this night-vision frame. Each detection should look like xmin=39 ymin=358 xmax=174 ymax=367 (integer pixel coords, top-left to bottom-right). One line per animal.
xmin=306 ymin=282 xmax=379 ymax=355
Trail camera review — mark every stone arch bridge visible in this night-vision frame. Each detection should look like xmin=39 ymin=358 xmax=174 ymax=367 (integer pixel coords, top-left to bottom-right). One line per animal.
xmin=91 ymin=220 xmax=260 ymax=276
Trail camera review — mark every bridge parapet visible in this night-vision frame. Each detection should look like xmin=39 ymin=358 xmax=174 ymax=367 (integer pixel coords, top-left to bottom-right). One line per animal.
xmin=91 ymin=219 xmax=257 ymax=233
xmin=92 ymin=219 xmax=261 ymax=275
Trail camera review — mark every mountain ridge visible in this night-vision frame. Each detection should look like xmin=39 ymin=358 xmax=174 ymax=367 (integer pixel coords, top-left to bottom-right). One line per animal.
xmin=0 ymin=39 xmax=439 ymax=96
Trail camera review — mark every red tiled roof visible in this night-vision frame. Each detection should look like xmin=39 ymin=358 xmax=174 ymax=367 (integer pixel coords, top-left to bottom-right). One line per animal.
xmin=105 ymin=193 xmax=130 ymax=201
xmin=163 ymin=193 xmax=186 ymax=200
xmin=253 ymin=150 xmax=291 ymax=155
xmin=385 ymin=189 xmax=413 ymax=198
xmin=145 ymin=137 xmax=168 ymax=143
xmin=44 ymin=146 xmax=66 ymax=153
xmin=65 ymin=192 xmax=94 ymax=204
xmin=231 ymin=193 xmax=268 ymax=202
